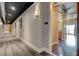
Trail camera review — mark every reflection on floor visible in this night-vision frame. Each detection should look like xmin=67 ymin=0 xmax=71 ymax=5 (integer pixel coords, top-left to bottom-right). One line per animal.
xmin=52 ymin=44 xmax=59 ymax=55
xmin=59 ymin=40 xmax=64 ymax=56
xmin=0 ymin=33 xmax=40 ymax=56
xmin=59 ymin=35 xmax=76 ymax=56
xmin=0 ymin=32 xmax=76 ymax=56
xmin=0 ymin=33 xmax=53 ymax=56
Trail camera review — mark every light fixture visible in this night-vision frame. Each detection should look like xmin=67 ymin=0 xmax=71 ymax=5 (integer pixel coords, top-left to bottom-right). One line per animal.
xmin=10 ymin=6 xmax=16 ymax=11
xmin=34 ymin=3 xmax=40 ymax=17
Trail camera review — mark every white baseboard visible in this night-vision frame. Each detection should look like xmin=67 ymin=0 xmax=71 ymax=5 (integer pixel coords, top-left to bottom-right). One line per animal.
xmin=20 ymin=38 xmax=57 ymax=56
xmin=22 ymin=39 xmax=43 ymax=53
xmin=41 ymin=47 xmax=57 ymax=56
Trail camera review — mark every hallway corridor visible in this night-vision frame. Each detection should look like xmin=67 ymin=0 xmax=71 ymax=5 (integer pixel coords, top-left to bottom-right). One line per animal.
xmin=0 ymin=32 xmax=35 ymax=56
xmin=0 ymin=2 xmax=77 ymax=56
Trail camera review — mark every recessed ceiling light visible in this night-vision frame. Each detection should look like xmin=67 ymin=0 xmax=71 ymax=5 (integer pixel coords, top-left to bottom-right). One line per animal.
xmin=8 ymin=13 xmax=12 ymax=16
xmin=11 ymin=6 xmax=16 ymax=11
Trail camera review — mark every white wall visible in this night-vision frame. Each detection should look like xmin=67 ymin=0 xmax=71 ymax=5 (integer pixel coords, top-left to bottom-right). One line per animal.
xmin=13 ymin=2 xmax=51 ymax=52
xmin=22 ymin=3 xmax=42 ymax=49
xmin=15 ymin=21 xmax=20 ymax=38
xmin=40 ymin=2 xmax=51 ymax=49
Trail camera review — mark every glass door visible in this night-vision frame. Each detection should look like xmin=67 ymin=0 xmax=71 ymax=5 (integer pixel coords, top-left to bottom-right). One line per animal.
xmin=65 ymin=24 xmax=76 ymax=47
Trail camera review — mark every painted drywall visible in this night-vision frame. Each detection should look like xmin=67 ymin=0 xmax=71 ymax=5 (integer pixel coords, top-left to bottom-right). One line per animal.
xmin=13 ymin=2 xmax=51 ymax=52
xmin=22 ymin=3 xmax=43 ymax=48
xmin=40 ymin=2 xmax=51 ymax=49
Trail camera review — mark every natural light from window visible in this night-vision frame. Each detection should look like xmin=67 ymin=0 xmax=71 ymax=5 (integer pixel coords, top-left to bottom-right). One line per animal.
xmin=65 ymin=25 xmax=76 ymax=47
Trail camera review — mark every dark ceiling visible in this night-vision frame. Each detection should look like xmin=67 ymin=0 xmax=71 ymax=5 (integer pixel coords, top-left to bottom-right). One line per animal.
xmin=5 ymin=2 xmax=34 ymax=24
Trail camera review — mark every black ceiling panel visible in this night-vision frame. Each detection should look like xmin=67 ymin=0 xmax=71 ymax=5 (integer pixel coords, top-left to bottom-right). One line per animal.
xmin=5 ymin=2 xmax=34 ymax=24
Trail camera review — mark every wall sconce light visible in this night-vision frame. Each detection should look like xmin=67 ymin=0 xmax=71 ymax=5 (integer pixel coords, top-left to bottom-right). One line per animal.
xmin=34 ymin=3 xmax=40 ymax=18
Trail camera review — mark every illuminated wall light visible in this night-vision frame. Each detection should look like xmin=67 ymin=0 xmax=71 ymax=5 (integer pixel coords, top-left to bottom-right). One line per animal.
xmin=34 ymin=3 xmax=40 ymax=17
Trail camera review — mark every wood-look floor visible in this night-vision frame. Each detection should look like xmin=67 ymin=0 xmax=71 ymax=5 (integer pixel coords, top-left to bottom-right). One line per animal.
xmin=0 ymin=33 xmax=35 ymax=56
